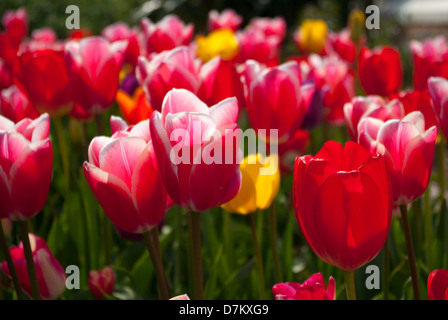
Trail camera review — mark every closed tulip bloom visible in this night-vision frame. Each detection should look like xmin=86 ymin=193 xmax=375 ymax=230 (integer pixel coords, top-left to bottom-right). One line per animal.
xmin=328 ymin=28 xmax=365 ymax=63
xmin=136 ymin=46 xmax=200 ymax=112
xmin=88 ymin=266 xmax=116 ymax=299
xmin=236 ymin=29 xmax=281 ymax=67
xmin=427 ymin=269 xmax=448 ymax=300
xmin=428 ymin=77 xmax=448 ymax=139
xmin=2 ymin=8 xmax=28 ymax=42
xmin=0 ymin=234 xmax=66 ymax=300
xmin=65 ymin=36 xmax=127 ymax=114
xmin=247 ymin=16 xmax=286 ymax=40
xmin=150 ymin=88 xmax=242 ymax=212
xmin=84 ymin=116 xmax=168 ymax=234
xmin=0 ymin=85 xmax=40 ymax=122
xmin=208 ymin=9 xmax=242 ymax=32
xmin=397 ymin=89 xmax=438 ymax=130
xmin=140 ymin=15 xmax=193 ymax=55
xmin=410 ymin=36 xmax=448 ymax=91
xmin=294 ymin=19 xmax=328 ymax=55
xmin=102 ymin=22 xmax=140 ymax=68
xmin=14 ymin=45 xmax=73 ymax=116
xmin=272 ymin=273 xmax=336 ymax=300
xmin=293 ymin=141 xmax=393 ymax=271
xmin=359 ymin=46 xmax=402 ymax=97
xmin=242 ymin=59 xmax=314 ymax=142
xmin=0 ymin=113 xmax=52 ymax=221
xmin=116 ymin=87 xmax=153 ymax=125
xmin=358 ymin=111 xmax=437 ymax=205
xmin=198 ymin=56 xmax=244 ymax=107
xmin=344 ymin=96 xmax=404 ymax=141
xmin=222 ymin=154 xmax=280 ymax=214
xmin=196 ymin=28 xmax=240 ymax=63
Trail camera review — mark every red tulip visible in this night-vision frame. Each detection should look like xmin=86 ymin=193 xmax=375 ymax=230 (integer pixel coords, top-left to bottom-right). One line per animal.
xmin=140 ymin=15 xmax=193 ymax=55
xmin=84 ymin=116 xmax=168 ymax=234
xmin=198 ymin=56 xmax=244 ymax=107
xmin=293 ymin=141 xmax=392 ymax=271
xmin=208 ymin=9 xmax=242 ymax=32
xmin=65 ymin=36 xmax=127 ymax=114
xmin=397 ymin=89 xmax=438 ymax=130
xmin=116 ymin=87 xmax=153 ymax=125
xmin=102 ymin=22 xmax=140 ymax=68
xmin=0 ymin=59 xmax=13 ymax=90
xmin=428 ymin=77 xmax=448 ymax=139
xmin=358 ymin=111 xmax=437 ymax=205
xmin=31 ymin=28 xmax=57 ymax=44
xmin=307 ymin=54 xmax=355 ymax=124
xmin=410 ymin=36 xmax=448 ymax=91
xmin=136 ymin=46 xmax=200 ymax=112
xmin=0 ymin=233 xmax=66 ymax=300
xmin=88 ymin=266 xmax=116 ymax=299
xmin=328 ymin=28 xmax=365 ymax=63
xmin=358 ymin=46 xmax=402 ymax=97
xmin=272 ymin=273 xmax=336 ymax=300
xmin=344 ymin=96 xmax=404 ymax=141
xmin=0 ymin=113 xmax=52 ymax=220
xmin=242 ymin=59 xmax=314 ymax=142
xmin=427 ymin=269 xmax=448 ymax=300
xmin=14 ymin=45 xmax=73 ymax=116
xmin=149 ymin=88 xmax=242 ymax=212
xmin=236 ymin=29 xmax=281 ymax=67
xmin=0 ymin=85 xmax=40 ymax=122
xmin=2 ymin=8 xmax=28 ymax=42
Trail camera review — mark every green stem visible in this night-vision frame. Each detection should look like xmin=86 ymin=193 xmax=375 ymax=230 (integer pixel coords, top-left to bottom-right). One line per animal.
xmin=249 ymin=213 xmax=265 ymax=300
xmin=95 ymin=114 xmax=104 ymax=136
xmin=102 ymin=214 xmax=111 ymax=266
xmin=53 ymin=117 xmax=70 ymax=191
xmin=0 ymin=222 xmax=24 ymax=300
xmin=343 ymin=270 xmax=356 ymax=300
xmin=174 ymin=206 xmax=183 ymax=294
xmin=424 ymin=188 xmax=433 ymax=269
xmin=143 ymin=228 xmax=171 ymax=300
xmin=269 ymin=204 xmax=282 ymax=284
xmin=223 ymin=210 xmax=235 ymax=271
xmin=399 ymin=204 xmax=421 ymax=300
xmin=18 ymin=222 xmax=40 ymax=300
xmin=439 ymin=135 xmax=446 ymax=202
xmin=383 ymin=236 xmax=390 ymax=300
xmin=188 ymin=210 xmax=203 ymax=300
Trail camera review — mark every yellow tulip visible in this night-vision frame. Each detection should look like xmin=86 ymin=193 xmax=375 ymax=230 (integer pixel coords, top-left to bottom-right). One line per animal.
xmin=348 ymin=9 xmax=366 ymax=44
xmin=296 ymin=19 xmax=328 ymax=54
xmin=196 ymin=28 xmax=240 ymax=62
xmin=222 ymin=153 xmax=280 ymax=214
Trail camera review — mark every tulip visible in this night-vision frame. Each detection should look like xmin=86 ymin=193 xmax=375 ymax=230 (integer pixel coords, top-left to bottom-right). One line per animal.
xmin=150 ymin=88 xmax=242 ymax=212
xmin=84 ymin=117 xmax=167 ymax=234
xmin=428 ymin=77 xmax=448 ymax=139
xmin=140 ymin=15 xmax=193 ymax=55
xmin=208 ymin=9 xmax=242 ymax=32
xmin=136 ymin=46 xmax=200 ymax=112
xmin=170 ymin=294 xmax=190 ymax=300
xmin=222 ymin=153 xmax=280 ymax=215
xmin=0 ymin=113 xmax=53 ymax=221
xmin=0 ymin=234 xmax=66 ymax=300
xmin=307 ymin=54 xmax=355 ymax=124
xmin=242 ymin=59 xmax=314 ymax=142
xmin=427 ymin=269 xmax=448 ymax=300
xmin=344 ymin=96 xmax=404 ymax=141
xmin=14 ymin=45 xmax=73 ymax=117
xmin=246 ymin=16 xmax=286 ymax=40
xmin=0 ymin=59 xmax=13 ymax=90
xmin=68 ymin=28 xmax=93 ymax=40
xmin=358 ymin=46 xmax=402 ymax=97
xmin=0 ymin=85 xmax=40 ymax=122
xmin=272 ymin=273 xmax=336 ymax=300
xmin=328 ymin=28 xmax=366 ymax=63
xmin=31 ymin=28 xmax=57 ymax=44
xmin=293 ymin=141 xmax=392 ymax=298
xmin=88 ymin=266 xmax=116 ymax=299
xmin=198 ymin=56 xmax=244 ymax=107
xmin=236 ymin=29 xmax=281 ymax=67
xmin=410 ymin=36 xmax=448 ymax=91
xmin=102 ymin=22 xmax=140 ymax=68
xmin=116 ymin=87 xmax=153 ymax=125
xmin=294 ymin=19 xmax=328 ymax=55
xmin=196 ymin=28 xmax=240 ymax=63
xmin=397 ymin=89 xmax=438 ymax=130
xmin=65 ymin=36 xmax=127 ymax=114
xmin=358 ymin=111 xmax=437 ymax=205
xmin=2 ymin=8 xmax=28 ymax=42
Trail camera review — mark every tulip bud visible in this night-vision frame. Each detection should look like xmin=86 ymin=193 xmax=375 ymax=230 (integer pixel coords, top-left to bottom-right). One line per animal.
xmin=294 ymin=19 xmax=328 ymax=55
xmin=273 ymin=273 xmax=336 ymax=300
xmin=427 ymin=269 xmax=448 ymax=300
xmin=88 ymin=266 xmax=116 ymax=299
xmin=428 ymin=77 xmax=448 ymax=139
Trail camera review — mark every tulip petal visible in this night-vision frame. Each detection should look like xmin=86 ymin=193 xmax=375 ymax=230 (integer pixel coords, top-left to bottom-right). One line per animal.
xmin=161 ymin=88 xmax=209 ymax=125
